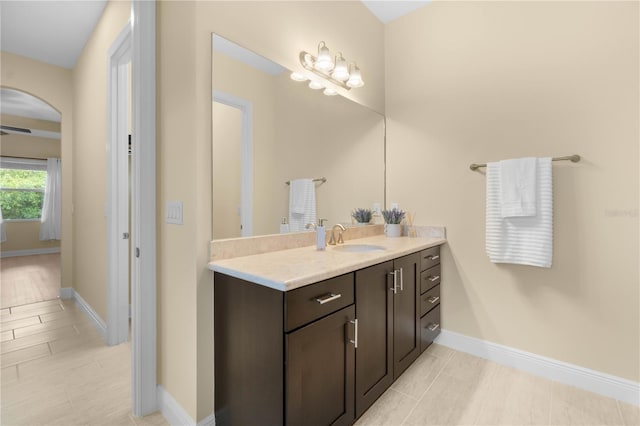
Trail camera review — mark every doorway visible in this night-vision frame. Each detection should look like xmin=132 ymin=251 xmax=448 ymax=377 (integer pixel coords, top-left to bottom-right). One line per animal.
xmin=0 ymin=88 xmax=63 ymax=309
xmin=212 ymin=91 xmax=253 ymax=238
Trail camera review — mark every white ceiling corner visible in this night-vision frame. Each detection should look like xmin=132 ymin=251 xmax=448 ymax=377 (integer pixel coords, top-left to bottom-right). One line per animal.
xmin=0 ymin=0 xmax=108 ymax=69
xmin=361 ymin=1 xmax=431 ymax=24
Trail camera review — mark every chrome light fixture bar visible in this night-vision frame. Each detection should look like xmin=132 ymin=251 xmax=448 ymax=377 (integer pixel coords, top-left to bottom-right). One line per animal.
xmin=293 ymin=41 xmax=365 ymax=93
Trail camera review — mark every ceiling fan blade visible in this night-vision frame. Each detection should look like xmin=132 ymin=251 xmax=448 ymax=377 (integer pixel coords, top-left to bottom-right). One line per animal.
xmin=0 ymin=125 xmax=32 ymax=134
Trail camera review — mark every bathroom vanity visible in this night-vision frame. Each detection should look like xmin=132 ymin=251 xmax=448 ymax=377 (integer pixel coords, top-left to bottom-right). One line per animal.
xmin=210 ymin=234 xmax=444 ymax=426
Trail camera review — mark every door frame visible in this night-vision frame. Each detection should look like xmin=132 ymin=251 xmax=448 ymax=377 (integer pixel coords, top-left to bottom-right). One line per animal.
xmin=106 ymin=21 xmax=131 ymax=348
xmin=212 ymin=90 xmax=253 ymax=237
xmin=106 ymin=1 xmax=157 ymax=417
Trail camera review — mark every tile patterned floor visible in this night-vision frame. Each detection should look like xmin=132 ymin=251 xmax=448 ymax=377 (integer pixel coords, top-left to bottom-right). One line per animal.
xmin=0 ymin=299 xmax=167 ymax=426
xmin=355 ymin=343 xmax=640 ymax=426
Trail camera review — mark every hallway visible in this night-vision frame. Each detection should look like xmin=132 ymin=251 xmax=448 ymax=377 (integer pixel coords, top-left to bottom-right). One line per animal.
xmin=0 ymin=254 xmax=61 ymax=309
xmin=0 ymin=298 xmax=166 ymax=425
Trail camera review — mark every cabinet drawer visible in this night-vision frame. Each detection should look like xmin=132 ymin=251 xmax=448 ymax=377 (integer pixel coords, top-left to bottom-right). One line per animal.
xmin=420 ymin=264 xmax=441 ymax=294
xmin=420 ymin=246 xmax=441 ymax=271
xmin=420 ymin=285 xmax=440 ymax=317
xmin=285 ymin=273 xmax=354 ymax=332
xmin=420 ymin=305 xmax=441 ymax=352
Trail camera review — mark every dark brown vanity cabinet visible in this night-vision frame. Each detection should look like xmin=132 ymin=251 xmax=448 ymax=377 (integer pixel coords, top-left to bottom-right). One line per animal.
xmin=214 ymin=245 xmax=441 ymax=426
xmin=214 ymin=272 xmax=356 ymax=426
xmin=354 ymin=252 xmax=420 ymax=417
xmin=419 ymin=246 xmax=442 ymax=352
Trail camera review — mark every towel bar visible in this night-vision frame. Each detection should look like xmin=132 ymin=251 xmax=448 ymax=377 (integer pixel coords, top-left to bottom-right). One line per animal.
xmin=469 ymin=155 xmax=580 ymax=171
xmin=285 ymin=177 xmax=327 ymax=185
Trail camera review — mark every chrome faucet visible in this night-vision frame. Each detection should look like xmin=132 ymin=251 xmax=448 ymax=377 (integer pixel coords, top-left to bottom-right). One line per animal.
xmin=328 ymin=224 xmax=346 ymax=245
xmin=305 ymin=222 xmax=317 ymax=230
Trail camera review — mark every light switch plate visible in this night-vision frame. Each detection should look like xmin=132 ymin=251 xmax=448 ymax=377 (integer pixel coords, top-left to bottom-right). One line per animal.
xmin=166 ymin=201 xmax=183 ymax=225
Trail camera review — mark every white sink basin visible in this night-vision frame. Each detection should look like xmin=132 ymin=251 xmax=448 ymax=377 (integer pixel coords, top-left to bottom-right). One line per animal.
xmin=333 ymin=244 xmax=387 ymax=253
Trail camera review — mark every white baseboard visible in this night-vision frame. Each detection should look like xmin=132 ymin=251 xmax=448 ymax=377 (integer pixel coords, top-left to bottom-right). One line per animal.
xmin=157 ymin=385 xmax=196 ymax=426
xmin=157 ymin=385 xmax=215 ymax=426
xmin=197 ymin=413 xmax=216 ymax=426
xmin=73 ymin=291 xmax=107 ymax=341
xmin=435 ymin=329 xmax=640 ymax=407
xmin=59 ymin=287 xmax=74 ymax=299
xmin=0 ymin=247 xmax=60 ymax=258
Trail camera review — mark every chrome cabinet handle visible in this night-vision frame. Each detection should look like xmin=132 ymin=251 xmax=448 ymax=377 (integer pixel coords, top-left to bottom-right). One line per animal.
xmin=426 ymin=255 xmax=440 ymax=261
xmin=399 ymin=268 xmax=404 ymax=292
xmin=315 ymin=293 xmax=342 ymax=305
xmin=350 ymin=319 xmax=358 ymax=348
xmin=427 ymin=323 xmax=440 ymax=332
xmin=389 ymin=270 xmax=398 ymax=294
xmin=427 ymin=296 xmax=440 ymax=304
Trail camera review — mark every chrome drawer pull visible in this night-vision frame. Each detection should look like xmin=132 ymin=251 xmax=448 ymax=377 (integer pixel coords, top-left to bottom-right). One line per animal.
xmin=426 ymin=275 xmax=440 ymax=282
xmin=315 ymin=293 xmax=342 ymax=304
xmin=426 ymin=255 xmax=440 ymax=261
xmin=427 ymin=323 xmax=440 ymax=332
xmin=349 ymin=319 xmax=358 ymax=348
xmin=399 ymin=267 xmax=404 ymax=292
xmin=427 ymin=296 xmax=440 ymax=304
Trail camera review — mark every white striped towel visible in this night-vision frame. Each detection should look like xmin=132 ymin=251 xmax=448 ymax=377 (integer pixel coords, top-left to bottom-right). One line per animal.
xmin=486 ymin=157 xmax=553 ymax=268
xmin=288 ymin=178 xmax=317 ymax=232
xmin=500 ymin=157 xmax=537 ymax=218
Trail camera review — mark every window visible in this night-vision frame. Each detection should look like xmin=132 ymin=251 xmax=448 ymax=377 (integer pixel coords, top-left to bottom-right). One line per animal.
xmin=0 ymin=157 xmax=47 ymax=221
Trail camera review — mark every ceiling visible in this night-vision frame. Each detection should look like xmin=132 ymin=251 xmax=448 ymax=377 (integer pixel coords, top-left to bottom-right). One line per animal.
xmin=0 ymin=1 xmax=428 ymax=126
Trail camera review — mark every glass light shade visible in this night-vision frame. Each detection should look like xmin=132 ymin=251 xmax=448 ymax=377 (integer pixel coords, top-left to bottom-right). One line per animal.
xmin=290 ymin=72 xmax=307 ymax=82
xmin=314 ymin=42 xmax=334 ymax=71
xmin=308 ymin=80 xmax=324 ymax=90
xmin=323 ymin=87 xmax=338 ymax=96
xmin=346 ymin=65 xmax=364 ymax=88
xmin=331 ymin=54 xmax=349 ymax=82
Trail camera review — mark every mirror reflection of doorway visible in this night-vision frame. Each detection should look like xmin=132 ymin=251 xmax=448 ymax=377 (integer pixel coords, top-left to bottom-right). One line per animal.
xmin=212 ymin=91 xmax=253 ymax=239
xmin=0 ymin=88 xmax=62 ymax=309
xmin=213 ymin=101 xmax=242 ymax=239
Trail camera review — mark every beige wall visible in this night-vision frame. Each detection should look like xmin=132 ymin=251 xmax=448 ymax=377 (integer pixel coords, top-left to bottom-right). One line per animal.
xmin=0 ymin=116 xmax=61 ymax=252
xmin=0 ymin=51 xmax=73 ymax=288
xmin=386 ymin=2 xmax=639 ymax=381
xmin=72 ymin=0 xmax=130 ymax=321
xmin=157 ymin=1 xmax=385 ymax=421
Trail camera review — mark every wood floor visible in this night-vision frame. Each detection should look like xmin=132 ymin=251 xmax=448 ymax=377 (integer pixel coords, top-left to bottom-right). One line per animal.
xmin=0 ymin=298 xmax=167 ymax=426
xmin=0 ymin=254 xmax=61 ymax=309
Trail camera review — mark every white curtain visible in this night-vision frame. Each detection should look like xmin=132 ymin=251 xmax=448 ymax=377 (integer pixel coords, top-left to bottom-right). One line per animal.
xmin=40 ymin=158 xmax=61 ymax=241
xmin=0 ymin=204 xmax=6 ymax=243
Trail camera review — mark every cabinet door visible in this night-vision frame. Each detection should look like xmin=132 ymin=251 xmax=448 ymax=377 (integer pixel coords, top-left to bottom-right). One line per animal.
xmin=286 ymin=305 xmax=355 ymax=426
xmin=393 ymin=253 xmax=420 ymax=380
xmin=355 ymin=261 xmax=394 ymax=417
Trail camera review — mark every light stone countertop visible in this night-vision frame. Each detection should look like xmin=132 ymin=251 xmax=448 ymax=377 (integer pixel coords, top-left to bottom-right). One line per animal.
xmin=208 ymin=234 xmax=446 ymax=292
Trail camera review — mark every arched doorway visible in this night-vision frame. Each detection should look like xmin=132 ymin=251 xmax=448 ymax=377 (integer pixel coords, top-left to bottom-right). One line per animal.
xmin=0 ymin=87 xmax=64 ymax=308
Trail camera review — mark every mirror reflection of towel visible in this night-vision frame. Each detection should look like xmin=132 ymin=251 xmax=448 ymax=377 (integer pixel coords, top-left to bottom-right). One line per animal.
xmin=289 ymin=179 xmax=316 ymax=232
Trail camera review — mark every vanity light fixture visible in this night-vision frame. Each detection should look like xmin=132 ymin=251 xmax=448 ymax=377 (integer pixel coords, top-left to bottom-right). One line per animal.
xmin=291 ymin=41 xmax=365 ymax=94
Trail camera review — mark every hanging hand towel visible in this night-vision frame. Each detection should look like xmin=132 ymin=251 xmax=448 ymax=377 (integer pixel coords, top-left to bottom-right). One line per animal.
xmin=486 ymin=157 xmax=553 ymax=268
xmin=499 ymin=157 xmax=537 ymax=218
xmin=288 ymin=178 xmax=317 ymax=232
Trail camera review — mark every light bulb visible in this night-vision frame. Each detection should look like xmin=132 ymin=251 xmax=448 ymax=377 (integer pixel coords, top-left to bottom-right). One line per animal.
xmin=308 ymin=80 xmax=324 ymax=90
xmin=323 ymin=87 xmax=338 ymax=96
xmin=314 ymin=42 xmax=334 ymax=72
xmin=346 ymin=65 xmax=364 ymax=88
xmin=290 ymin=72 xmax=307 ymax=82
xmin=331 ymin=53 xmax=349 ymax=82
